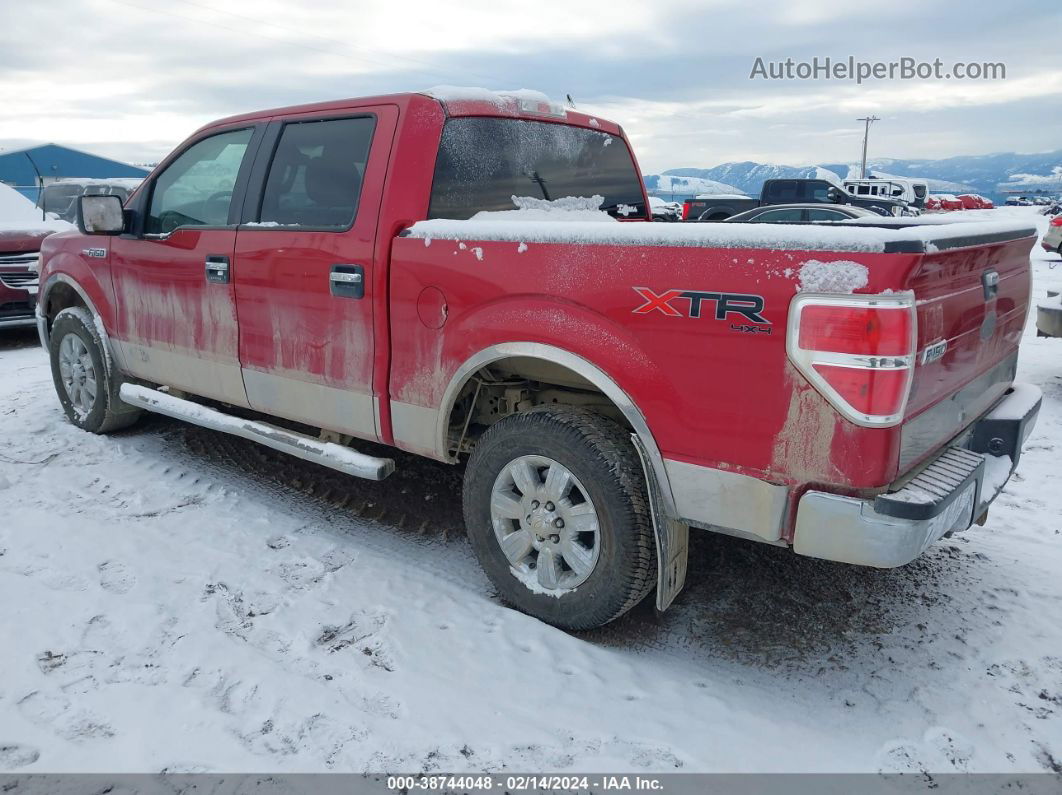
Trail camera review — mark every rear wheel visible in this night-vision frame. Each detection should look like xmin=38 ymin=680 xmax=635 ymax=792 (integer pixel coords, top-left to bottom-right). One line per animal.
xmin=462 ymin=407 xmax=655 ymax=630
xmin=48 ymin=306 xmax=141 ymax=434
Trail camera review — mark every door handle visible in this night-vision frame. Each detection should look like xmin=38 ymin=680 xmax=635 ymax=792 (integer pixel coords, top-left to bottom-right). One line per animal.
xmin=330 ymin=264 xmax=364 ymax=299
xmin=205 ymin=255 xmax=230 ymax=284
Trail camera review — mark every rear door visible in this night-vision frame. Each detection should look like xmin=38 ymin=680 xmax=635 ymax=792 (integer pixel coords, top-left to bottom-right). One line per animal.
xmin=233 ymin=107 xmax=397 ymax=440
xmin=111 ymin=125 xmax=263 ymax=406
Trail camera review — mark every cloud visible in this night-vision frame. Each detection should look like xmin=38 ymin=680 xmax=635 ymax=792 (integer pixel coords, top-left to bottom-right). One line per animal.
xmin=1 ymin=0 xmax=1060 ymax=171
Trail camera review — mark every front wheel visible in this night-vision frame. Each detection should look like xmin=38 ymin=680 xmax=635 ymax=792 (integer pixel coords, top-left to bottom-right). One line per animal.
xmin=462 ymin=407 xmax=655 ymax=630
xmin=48 ymin=306 xmax=142 ymax=434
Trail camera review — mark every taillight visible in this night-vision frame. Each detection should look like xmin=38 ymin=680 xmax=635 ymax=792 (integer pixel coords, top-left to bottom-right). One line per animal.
xmin=681 ymin=202 xmax=691 ymax=220
xmin=787 ymin=294 xmax=917 ymax=427
xmin=1051 ymin=217 xmax=1062 ymax=227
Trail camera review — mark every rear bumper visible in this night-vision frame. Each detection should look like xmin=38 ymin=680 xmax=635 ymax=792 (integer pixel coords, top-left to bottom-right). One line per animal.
xmin=1037 ymin=294 xmax=1062 ymax=337
xmin=793 ymin=383 xmax=1042 ymax=568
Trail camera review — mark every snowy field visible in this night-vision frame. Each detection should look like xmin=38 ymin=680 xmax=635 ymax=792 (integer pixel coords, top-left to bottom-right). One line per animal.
xmin=0 ymin=207 xmax=1060 ymax=775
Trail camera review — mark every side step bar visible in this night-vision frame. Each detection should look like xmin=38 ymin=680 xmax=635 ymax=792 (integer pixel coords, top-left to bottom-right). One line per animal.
xmin=120 ymin=384 xmax=394 ymax=481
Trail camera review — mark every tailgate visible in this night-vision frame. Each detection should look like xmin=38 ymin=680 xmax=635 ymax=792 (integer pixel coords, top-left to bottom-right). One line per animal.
xmin=899 ymin=230 xmax=1035 ymax=472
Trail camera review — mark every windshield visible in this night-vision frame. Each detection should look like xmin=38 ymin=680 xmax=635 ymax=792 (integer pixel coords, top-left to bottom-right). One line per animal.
xmin=428 ymin=117 xmax=646 ymax=220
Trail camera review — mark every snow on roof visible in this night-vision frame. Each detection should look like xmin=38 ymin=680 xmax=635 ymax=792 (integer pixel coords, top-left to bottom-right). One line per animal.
xmin=423 ymin=86 xmax=567 ymax=116
xmin=0 ymin=183 xmax=75 ymax=233
xmin=407 ymin=215 xmax=1037 ymax=253
xmin=0 ymin=182 xmax=48 ymax=223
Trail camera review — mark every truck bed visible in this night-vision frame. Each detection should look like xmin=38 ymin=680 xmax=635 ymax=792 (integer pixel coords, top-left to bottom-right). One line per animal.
xmin=393 ymin=216 xmax=1036 ymax=507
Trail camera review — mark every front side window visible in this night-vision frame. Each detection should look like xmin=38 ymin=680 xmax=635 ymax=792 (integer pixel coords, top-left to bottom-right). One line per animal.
xmin=257 ymin=116 xmax=376 ymax=228
xmin=428 ymin=117 xmax=646 ymax=220
xmin=146 ymin=128 xmax=253 ymax=235
xmin=809 ymin=183 xmax=832 ymax=202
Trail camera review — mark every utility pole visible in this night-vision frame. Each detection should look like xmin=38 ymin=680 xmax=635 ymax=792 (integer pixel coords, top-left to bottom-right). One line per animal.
xmin=857 ymin=116 xmax=880 ymax=179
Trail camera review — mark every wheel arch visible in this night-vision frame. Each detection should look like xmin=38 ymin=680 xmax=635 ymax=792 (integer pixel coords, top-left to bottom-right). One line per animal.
xmin=37 ymin=273 xmax=103 ymax=348
xmin=436 ymin=342 xmax=677 ymax=517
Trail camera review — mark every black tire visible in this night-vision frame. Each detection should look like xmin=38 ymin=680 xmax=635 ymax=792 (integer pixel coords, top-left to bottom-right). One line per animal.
xmin=462 ymin=407 xmax=655 ymax=630
xmin=48 ymin=306 xmax=142 ymax=434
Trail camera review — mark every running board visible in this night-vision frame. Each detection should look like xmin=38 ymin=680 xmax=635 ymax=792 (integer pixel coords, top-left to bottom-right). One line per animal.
xmin=119 ymin=384 xmax=394 ymax=481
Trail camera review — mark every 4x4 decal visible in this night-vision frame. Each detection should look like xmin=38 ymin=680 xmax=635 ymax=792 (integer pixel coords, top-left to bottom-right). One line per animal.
xmin=632 ymin=287 xmax=770 ymax=325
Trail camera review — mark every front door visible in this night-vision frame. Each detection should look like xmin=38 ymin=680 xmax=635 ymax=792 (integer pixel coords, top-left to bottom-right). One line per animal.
xmin=233 ymin=108 xmax=396 ymax=440
xmin=111 ymin=126 xmax=260 ymax=406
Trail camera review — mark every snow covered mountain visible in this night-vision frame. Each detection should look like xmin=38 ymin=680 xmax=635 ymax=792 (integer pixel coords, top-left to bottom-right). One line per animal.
xmin=642 ymin=173 xmax=745 ymax=199
xmin=648 ymin=149 xmax=1062 ymax=202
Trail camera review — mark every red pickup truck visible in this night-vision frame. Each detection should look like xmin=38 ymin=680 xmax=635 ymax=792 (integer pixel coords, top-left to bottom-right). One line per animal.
xmin=35 ymin=89 xmax=1042 ymax=630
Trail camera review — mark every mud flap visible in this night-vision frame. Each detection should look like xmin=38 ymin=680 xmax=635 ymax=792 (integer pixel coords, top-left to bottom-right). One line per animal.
xmin=632 ymin=434 xmax=688 ymax=611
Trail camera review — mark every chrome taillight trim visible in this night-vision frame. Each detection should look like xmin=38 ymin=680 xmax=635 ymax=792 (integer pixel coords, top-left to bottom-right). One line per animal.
xmin=786 ymin=292 xmax=918 ymax=428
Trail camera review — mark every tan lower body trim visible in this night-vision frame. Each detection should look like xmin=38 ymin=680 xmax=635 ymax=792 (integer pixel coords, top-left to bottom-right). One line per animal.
xmin=116 ymin=341 xmax=249 ymax=408
xmin=663 ymin=458 xmax=789 ymax=543
xmin=241 ymin=368 xmax=377 ymax=441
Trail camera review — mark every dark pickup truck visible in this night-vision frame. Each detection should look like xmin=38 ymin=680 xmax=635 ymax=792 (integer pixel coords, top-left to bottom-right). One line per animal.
xmin=683 ymin=179 xmax=906 ymax=221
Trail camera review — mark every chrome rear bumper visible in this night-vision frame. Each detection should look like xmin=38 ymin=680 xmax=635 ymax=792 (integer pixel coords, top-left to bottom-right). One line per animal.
xmin=793 ymin=383 xmax=1041 ymax=568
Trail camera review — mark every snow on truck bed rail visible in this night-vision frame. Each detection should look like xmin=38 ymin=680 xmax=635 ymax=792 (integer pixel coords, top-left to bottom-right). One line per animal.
xmin=408 ymin=209 xmax=1037 ymax=254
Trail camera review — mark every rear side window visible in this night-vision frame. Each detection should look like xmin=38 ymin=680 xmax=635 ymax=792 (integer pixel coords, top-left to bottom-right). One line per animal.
xmin=808 ymin=208 xmax=848 ymax=222
xmin=257 ymin=116 xmax=375 ymax=229
xmin=753 ymin=208 xmax=805 ymax=223
xmin=428 ymin=117 xmax=646 ymax=220
xmin=764 ymin=181 xmax=799 ymax=201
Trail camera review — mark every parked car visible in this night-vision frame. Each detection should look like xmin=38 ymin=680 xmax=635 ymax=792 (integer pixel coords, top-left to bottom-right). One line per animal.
xmin=723 ymin=204 xmax=880 ymax=223
xmin=687 ymin=179 xmax=903 ymax=221
xmin=924 ymin=195 xmax=943 ymax=212
xmin=934 ymin=194 xmax=964 ymax=211
xmin=0 ymin=227 xmax=55 ymax=330
xmin=37 ymin=89 xmax=1042 ymax=630
xmin=648 ymin=196 xmax=682 ymax=222
xmin=1041 ymin=215 xmax=1062 ymax=257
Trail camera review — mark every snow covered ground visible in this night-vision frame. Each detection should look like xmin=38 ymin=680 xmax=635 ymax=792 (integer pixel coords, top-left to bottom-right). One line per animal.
xmin=0 ymin=208 xmax=1060 ymax=775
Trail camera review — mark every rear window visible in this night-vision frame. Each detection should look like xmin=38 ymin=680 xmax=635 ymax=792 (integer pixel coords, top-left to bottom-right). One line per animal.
xmin=428 ymin=117 xmax=646 ymax=220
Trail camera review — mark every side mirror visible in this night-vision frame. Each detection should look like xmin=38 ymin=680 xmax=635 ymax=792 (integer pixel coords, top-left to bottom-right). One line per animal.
xmin=826 ymin=187 xmax=843 ymax=203
xmin=77 ymin=194 xmax=125 ymax=235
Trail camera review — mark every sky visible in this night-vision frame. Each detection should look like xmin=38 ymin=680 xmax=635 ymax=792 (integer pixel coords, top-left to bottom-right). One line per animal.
xmin=1 ymin=0 xmax=1060 ymax=174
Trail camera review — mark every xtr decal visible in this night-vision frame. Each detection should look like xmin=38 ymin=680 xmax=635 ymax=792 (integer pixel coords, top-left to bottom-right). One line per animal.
xmin=632 ymin=286 xmax=770 ymax=325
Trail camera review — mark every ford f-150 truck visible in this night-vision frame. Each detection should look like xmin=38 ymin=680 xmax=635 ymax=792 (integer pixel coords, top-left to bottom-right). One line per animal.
xmin=36 ymin=89 xmax=1041 ymax=631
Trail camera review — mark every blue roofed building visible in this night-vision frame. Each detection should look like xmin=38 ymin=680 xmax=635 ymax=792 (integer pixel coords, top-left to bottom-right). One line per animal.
xmin=0 ymin=143 xmax=150 ymax=202
xmin=0 ymin=144 xmax=151 ymax=220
